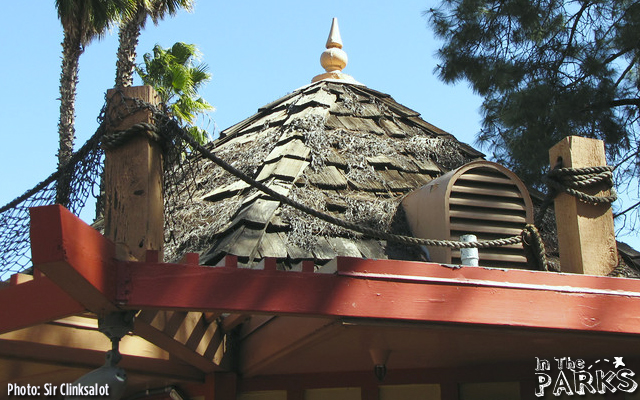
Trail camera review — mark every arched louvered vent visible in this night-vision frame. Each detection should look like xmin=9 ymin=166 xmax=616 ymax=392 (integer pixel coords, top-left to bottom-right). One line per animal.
xmin=402 ymin=161 xmax=534 ymax=269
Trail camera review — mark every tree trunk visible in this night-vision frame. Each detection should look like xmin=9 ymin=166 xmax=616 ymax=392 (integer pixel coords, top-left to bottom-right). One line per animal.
xmin=114 ymin=8 xmax=145 ymax=88
xmin=56 ymin=30 xmax=82 ymax=207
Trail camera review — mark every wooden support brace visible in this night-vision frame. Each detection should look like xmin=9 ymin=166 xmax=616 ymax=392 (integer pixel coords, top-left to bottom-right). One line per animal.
xmin=135 ymin=310 xmax=228 ymax=373
xmin=0 ymin=275 xmax=85 ymax=334
xmin=29 ymin=205 xmax=117 ymax=314
xmin=549 ymin=136 xmax=618 ymax=275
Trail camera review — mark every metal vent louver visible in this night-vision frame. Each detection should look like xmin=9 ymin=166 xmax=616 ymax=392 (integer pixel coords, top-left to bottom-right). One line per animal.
xmin=402 ymin=161 xmax=534 ymax=269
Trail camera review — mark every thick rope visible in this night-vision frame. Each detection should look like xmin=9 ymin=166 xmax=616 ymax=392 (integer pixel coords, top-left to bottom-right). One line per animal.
xmin=521 ymin=224 xmax=559 ymax=272
xmin=101 ymin=122 xmax=163 ymax=150
xmin=545 ymin=165 xmax=617 ymax=205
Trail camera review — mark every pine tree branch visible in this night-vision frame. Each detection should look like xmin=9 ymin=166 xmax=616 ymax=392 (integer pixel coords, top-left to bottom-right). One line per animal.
xmin=556 ymin=2 xmax=591 ymax=69
xmin=604 ymin=47 xmax=635 ymax=64
xmin=614 ymin=56 xmax=638 ymax=89
xmin=609 ymin=98 xmax=640 ymax=107
xmin=615 ymin=199 xmax=640 ymax=218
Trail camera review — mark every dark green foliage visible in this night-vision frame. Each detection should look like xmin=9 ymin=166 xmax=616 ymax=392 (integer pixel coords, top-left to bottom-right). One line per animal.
xmin=428 ymin=0 xmax=640 ymax=189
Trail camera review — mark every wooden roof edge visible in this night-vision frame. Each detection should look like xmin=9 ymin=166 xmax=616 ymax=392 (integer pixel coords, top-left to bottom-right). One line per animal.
xmin=457 ymin=141 xmax=486 ymax=158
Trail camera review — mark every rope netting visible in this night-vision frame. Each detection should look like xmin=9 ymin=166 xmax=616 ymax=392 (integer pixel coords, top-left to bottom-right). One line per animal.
xmin=0 ymin=92 xmax=196 ymax=281
xmin=0 ymin=93 xmax=619 ymax=280
xmin=0 ymin=131 xmax=105 ymax=281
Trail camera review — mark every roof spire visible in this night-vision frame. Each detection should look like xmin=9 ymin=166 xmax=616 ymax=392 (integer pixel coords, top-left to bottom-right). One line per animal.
xmin=325 ymin=17 xmax=344 ymax=51
xmin=312 ymin=18 xmax=361 ymax=84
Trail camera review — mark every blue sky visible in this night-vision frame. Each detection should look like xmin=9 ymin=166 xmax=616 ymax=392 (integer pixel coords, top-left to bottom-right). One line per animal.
xmin=2 ymin=1 xmax=637 ymax=248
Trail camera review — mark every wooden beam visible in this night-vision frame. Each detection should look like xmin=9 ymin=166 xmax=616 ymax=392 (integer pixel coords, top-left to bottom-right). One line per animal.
xmin=104 ymin=85 xmax=164 ymax=262
xmin=221 ymin=314 xmax=250 ymax=332
xmin=0 ymin=323 xmax=203 ymax=380
xmin=239 ymin=364 xmax=534 ymax=392
xmin=135 ymin=310 xmax=229 ymax=373
xmin=0 ymin=275 xmax=84 ymax=334
xmin=28 ymin=205 xmax=640 ymax=337
xmin=119 ymin=257 xmax=640 ymax=335
xmin=240 ymin=317 xmax=339 ymax=377
xmin=29 ymin=205 xmax=117 ymax=314
xmin=549 ymin=136 xmax=618 ymax=275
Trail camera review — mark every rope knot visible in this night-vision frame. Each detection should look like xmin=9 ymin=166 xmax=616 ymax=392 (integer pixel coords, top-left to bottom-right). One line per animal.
xmin=101 ymin=122 xmax=163 ymax=150
xmin=545 ymin=165 xmax=617 ymax=205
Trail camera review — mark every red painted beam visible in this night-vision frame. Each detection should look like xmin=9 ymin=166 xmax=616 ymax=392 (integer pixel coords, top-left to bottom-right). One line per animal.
xmin=119 ymin=258 xmax=640 ymax=336
xmin=25 ymin=205 xmax=640 ymax=337
xmin=29 ymin=205 xmax=118 ymax=314
xmin=0 ymin=276 xmax=84 ymax=334
xmin=338 ymin=257 xmax=640 ymax=293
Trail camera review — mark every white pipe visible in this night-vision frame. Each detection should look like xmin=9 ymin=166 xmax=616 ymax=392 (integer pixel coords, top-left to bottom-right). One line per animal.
xmin=460 ymin=234 xmax=479 ymax=266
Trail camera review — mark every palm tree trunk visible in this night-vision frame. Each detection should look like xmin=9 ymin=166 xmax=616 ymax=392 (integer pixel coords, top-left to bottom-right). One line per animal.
xmin=56 ymin=30 xmax=82 ymax=207
xmin=115 ymin=8 xmax=145 ymax=88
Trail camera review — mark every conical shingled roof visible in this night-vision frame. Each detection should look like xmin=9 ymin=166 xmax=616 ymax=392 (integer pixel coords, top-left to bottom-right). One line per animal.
xmin=164 ymin=80 xmax=484 ymax=267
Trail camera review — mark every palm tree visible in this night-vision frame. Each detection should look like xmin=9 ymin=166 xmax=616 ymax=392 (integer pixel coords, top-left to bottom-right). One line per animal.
xmin=137 ymin=42 xmax=214 ymax=143
xmin=114 ymin=0 xmax=194 ymax=88
xmin=55 ymin=0 xmax=132 ymax=206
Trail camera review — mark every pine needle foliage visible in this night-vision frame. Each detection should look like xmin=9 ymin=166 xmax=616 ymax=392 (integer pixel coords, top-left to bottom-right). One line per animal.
xmin=428 ymin=0 xmax=640 ymax=186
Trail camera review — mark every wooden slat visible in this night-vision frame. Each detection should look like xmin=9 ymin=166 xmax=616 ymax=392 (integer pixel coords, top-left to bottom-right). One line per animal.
xmin=411 ymin=158 xmax=441 ymax=173
xmin=347 ymin=176 xmax=387 ymax=192
xmin=407 ymin=116 xmax=452 ymax=136
xmin=392 ymin=155 xmax=421 ymax=173
xmin=325 ymin=114 xmax=348 ymax=130
xmin=134 ymin=311 xmax=227 ymax=373
xmin=264 ymin=139 xmax=311 ymax=163
xmin=378 ymin=118 xmax=401 ymax=136
xmin=272 ymin=157 xmax=310 ymax=181
xmin=203 ymin=180 xmax=250 ymax=201
xmin=312 ymin=237 xmax=338 ymax=260
xmin=449 ymin=197 xmax=527 ymax=211
xmin=325 ymin=152 xmax=348 ymax=168
xmin=450 ymin=209 xmax=527 ymax=224
xmin=355 ymin=240 xmax=387 ymax=260
xmin=231 ymin=199 xmax=280 ymax=226
xmin=456 ymin=172 xmax=515 ymax=186
xmin=451 ymin=185 xmax=522 ymax=198
xmin=226 ymin=227 xmax=264 ymax=258
xmin=327 ymin=237 xmax=362 ymax=258
xmin=450 ymin=223 xmax=524 ymax=236
xmin=279 ymin=232 xmax=311 ymax=260
xmin=255 ymin=161 xmax=278 ymax=181
xmin=258 ymin=232 xmax=289 ymax=259
xmin=378 ymin=169 xmax=415 ymax=191
xmin=308 ymin=166 xmax=348 ymax=189
xmin=366 ymin=155 xmax=394 ymax=166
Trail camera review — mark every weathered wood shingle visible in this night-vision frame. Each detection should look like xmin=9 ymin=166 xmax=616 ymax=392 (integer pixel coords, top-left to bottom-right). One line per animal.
xmin=167 ymin=80 xmax=483 ymax=268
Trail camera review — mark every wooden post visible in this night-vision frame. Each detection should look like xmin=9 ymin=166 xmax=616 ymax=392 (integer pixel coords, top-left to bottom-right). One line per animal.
xmin=548 ymin=136 xmax=617 ymax=275
xmin=103 ymin=86 xmax=164 ymax=262
xmin=204 ymin=373 xmax=237 ymax=400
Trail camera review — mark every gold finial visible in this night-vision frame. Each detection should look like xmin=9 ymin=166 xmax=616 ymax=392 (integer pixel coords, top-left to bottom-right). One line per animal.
xmin=312 ymin=18 xmax=361 ymax=84
xmin=325 ymin=17 xmax=343 ymax=50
